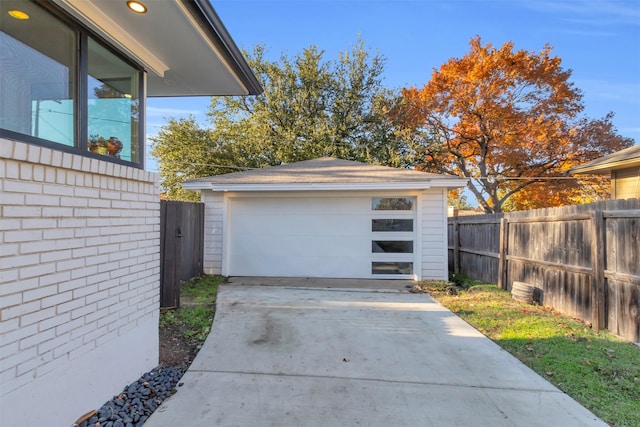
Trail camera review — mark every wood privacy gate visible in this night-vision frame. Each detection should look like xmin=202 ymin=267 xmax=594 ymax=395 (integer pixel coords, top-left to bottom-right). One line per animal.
xmin=160 ymin=200 xmax=204 ymax=308
xmin=448 ymin=198 xmax=640 ymax=343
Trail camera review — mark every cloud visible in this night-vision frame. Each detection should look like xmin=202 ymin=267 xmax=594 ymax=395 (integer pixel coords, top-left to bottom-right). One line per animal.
xmin=576 ymin=79 xmax=640 ymax=104
xmin=522 ymin=0 xmax=640 ymax=26
xmin=551 ymin=28 xmax=617 ymax=37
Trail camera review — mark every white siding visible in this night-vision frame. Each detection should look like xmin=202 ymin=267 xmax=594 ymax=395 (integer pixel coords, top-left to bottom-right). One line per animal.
xmin=201 ymin=191 xmax=224 ymax=275
xmin=612 ymin=167 xmax=640 ymax=199
xmin=0 ymin=138 xmax=160 ymax=427
xmin=419 ymin=189 xmax=448 ymax=280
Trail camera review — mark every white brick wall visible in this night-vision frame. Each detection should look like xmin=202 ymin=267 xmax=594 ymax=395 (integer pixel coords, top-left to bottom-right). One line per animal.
xmin=0 ymin=138 xmax=160 ymax=426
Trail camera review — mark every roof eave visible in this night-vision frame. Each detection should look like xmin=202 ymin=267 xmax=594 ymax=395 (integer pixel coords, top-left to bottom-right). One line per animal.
xmin=190 ymin=0 xmax=263 ymax=95
xmin=569 ymin=159 xmax=640 ymax=175
xmin=182 ymin=179 xmax=468 ymax=192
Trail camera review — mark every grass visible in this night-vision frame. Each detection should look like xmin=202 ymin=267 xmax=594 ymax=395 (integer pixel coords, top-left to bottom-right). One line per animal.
xmin=415 ymin=278 xmax=640 ymax=427
xmin=159 ymin=275 xmax=223 ymax=344
xmin=181 ymin=274 xmax=223 ymax=305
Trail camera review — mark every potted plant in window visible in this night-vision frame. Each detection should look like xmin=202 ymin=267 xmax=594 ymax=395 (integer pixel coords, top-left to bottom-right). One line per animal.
xmin=106 ymin=136 xmax=123 ymax=158
xmin=88 ymin=135 xmax=108 ymax=155
xmin=88 ymin=135 xmax=123 ymax=158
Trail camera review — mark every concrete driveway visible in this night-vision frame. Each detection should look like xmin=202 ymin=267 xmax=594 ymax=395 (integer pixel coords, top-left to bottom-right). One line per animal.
xmin=146 ymin=282 xmax=606 ymax=427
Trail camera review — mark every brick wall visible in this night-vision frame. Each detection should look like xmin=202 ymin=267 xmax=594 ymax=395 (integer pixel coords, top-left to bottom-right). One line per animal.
xmin=0 ymin=138 xmax=160 ymax=426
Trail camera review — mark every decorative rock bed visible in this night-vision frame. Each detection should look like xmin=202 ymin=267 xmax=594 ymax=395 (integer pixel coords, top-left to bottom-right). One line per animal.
xmin=73 ymin=366 xmax=186 ymax=427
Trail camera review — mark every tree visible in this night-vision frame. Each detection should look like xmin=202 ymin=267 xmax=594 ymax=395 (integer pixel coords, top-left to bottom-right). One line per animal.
xmin=395 ymin=36 xmax=634 ymax=213
xmin=151 ymin=40 xmax=410 ymax=200
xmin=447 ymin=189 xmax=475 ymax=210
xmin=150 ymin=117 xmax=222 ymax=201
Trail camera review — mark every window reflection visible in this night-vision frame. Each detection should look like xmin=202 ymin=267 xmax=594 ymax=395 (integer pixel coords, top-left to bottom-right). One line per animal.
xmin=372 ymin=262 xmax=413 ymax=275
xmin=0 ymin=0 xmax=76 ymax=145
xmin=372 ymin=219 xmax=413 ymax=232
xmin=87 ymin=37 xmax=140 ymax=162
xmin=372 ymin=197 xmax=414 ymax=211
xmin=372 ymin=241 xmax=413 ymax=253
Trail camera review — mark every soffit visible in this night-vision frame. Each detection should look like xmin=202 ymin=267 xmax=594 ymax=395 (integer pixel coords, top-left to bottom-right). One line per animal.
xmin=52 ymin=0 xmax=262 ymax=97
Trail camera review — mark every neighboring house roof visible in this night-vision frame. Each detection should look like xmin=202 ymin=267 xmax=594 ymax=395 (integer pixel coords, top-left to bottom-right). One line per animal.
xmin=182 ymin=157 xmax=468 ymax=191
xmin=569 ymin=145 xmax=640 ymax=175
xmin=56 ymin=0 xmax=262 ymax=96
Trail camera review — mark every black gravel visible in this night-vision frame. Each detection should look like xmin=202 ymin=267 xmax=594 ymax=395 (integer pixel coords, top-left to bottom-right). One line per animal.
xmin=72 ymin=366 xmax=186 ymax=427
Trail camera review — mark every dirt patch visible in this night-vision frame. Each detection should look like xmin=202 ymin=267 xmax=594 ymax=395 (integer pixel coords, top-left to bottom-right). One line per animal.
xmin=159 ymin=321 xmax=201 ymax=368
xmin=158 ymin=275 xmax=221 ymax=369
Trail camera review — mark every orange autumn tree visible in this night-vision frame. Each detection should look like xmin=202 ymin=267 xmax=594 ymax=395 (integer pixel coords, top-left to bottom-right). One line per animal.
xmin=397 ymin=36 xmax=633 ymax=213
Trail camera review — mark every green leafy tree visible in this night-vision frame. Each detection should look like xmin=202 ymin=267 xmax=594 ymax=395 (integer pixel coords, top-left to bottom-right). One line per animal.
xmin=151 ymin=40 xmax=410 ymax=200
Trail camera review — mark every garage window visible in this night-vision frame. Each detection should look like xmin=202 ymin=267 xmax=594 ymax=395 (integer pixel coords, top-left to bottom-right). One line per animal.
xmin=372 ymin=197 xmax=413 ymax=210
xmin=370 ymin=196 xmax=415 ymax=277
xmin=372 ymin=262 xmax=413 ymax=275
xmin=372 ymin=240 xmax=413 ymax=253
xmin=372 ymin=219 xmax=413 ymax=232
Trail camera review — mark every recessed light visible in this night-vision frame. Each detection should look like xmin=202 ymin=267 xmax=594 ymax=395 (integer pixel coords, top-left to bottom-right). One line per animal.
xmin=127 ymin=1 xmax=147 ymax=14
xmin=8 ymin=10 xmax=30 ymax=20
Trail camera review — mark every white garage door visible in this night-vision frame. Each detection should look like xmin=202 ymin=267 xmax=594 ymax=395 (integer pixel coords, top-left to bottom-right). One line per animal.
xmin=227 ymin=196 xmax=416 ymax=279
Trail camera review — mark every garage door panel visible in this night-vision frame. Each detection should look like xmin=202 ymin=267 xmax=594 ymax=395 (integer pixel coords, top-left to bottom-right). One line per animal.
xmin=227 ymin=196 xmax=415 ymax=278
xmin=231 ymin=234 xmax=368 ymax=257
xmin=231 ymin=254 xmax=371 ymax=278
xmin=231 ymin=214 xmax=369 ymax=236
xmin=232 ymin=197 xmax=368 ymax=215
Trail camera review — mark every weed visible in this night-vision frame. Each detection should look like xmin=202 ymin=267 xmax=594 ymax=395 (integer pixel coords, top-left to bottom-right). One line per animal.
xmin=159 ymin=275 xmax=220 ymax=346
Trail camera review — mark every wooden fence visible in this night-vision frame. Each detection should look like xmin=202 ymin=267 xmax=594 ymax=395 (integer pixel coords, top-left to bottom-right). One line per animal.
xmin=160 ymin=200 xmax=204 ymax=308
xmin=448 ymin=199 xmax=640 ymax=343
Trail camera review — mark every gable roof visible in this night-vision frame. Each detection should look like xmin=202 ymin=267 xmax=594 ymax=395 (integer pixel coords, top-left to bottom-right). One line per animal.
xmin=569 ymin=145 xmax=640 ymax=175
xmin=182 ymin=157 xmax=468 ymax=191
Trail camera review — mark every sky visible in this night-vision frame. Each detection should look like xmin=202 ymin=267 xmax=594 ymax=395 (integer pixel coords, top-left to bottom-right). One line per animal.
xmin=145 ymin=0 xmax=640 ymax=172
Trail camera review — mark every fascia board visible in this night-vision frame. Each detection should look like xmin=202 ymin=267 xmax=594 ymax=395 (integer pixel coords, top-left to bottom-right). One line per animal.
xmin=183 ymin=182 xmax=434 ymax=191
xmin=571 ymin=159 xmax=640 ymax=174
xmin=183 ymin=178 xmax=470 ymax=191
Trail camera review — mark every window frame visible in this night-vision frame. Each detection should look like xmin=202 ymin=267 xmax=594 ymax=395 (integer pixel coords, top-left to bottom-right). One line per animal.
xmin=369 ymin=196 xmax=417 ymax=278
xmin=0 ymin=0 xmax=146 ymax=169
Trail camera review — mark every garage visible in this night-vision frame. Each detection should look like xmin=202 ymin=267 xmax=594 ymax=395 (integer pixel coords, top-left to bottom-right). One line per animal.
xmin=182 ymin=157 xmax=467 ymax=281
xmin=227 ymin=195 xmax=416 ymax=278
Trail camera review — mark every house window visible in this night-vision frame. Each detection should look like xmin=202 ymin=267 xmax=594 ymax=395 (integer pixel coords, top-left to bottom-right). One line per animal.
xmin=0 ymin=0 xmax=144 ymax=167
xmin=87 ymin=38 xmax=141 ymax=163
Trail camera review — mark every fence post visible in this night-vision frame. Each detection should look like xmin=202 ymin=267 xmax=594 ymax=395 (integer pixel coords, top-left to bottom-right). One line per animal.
xmin=498 ymin=217 xmax=508 ymax=290
xmin=453 ymin=219 xmax=460 ymax=275
xmin=590 ymin=210 xmax=605 ymax=331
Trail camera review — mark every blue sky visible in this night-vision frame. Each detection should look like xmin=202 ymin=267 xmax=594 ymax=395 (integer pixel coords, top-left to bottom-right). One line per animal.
xmin=146 ymin=0 xmax=640 ymax=172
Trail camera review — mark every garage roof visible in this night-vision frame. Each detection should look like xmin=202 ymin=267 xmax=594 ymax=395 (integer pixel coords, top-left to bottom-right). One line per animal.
xmin=568 ymin=144 xmax=640 ymax=175
xmin=183 ymin=157 xmax=468 ymax=191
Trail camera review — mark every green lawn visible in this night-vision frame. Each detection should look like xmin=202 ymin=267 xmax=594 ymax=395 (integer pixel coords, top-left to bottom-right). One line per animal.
xmin=415 ymin=279 xmax=640 ymax=427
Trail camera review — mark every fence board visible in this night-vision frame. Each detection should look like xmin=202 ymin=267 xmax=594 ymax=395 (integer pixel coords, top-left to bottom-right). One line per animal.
xmin=448 ymin=198 xmax=640 ymax=342
xmin=160 ymin=200 xmax=204 ymax=308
